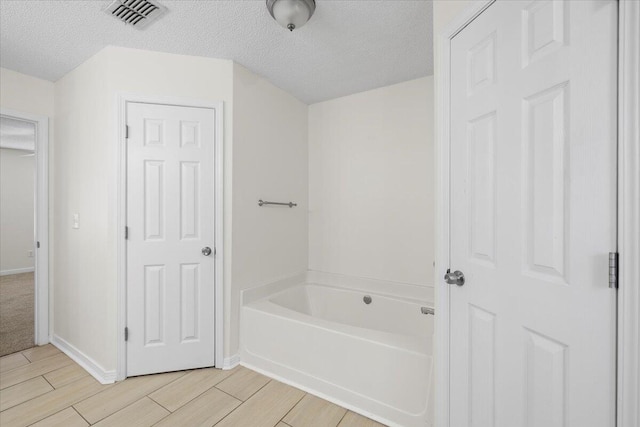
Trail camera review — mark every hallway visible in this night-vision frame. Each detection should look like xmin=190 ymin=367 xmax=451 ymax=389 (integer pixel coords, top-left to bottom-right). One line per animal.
xmin=0 ymin=272 xmax=34 ymax=356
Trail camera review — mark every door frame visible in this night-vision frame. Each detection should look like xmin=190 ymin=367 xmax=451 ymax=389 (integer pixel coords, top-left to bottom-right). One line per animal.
xmin=115 ymin=93 xmax=225 ymax=380
xmin=434 ymin=1 xmax=640 ymax=426
xmin=0 ymin=108 xmax=50 ymax=346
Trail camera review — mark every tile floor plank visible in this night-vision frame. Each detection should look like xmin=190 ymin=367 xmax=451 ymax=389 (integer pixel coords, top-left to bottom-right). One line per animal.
xmin=73 ymin=371 xmax=185 ymax=424
xmin=30 ymin=407 xmax=89 ymax=427
xmin=0 ymin=353 xmax=30 ymax=373
xmin=92 ymin=397 xmax=169 ymax=427
xmin=0 ymin=353 xmax=73 ymax=390
xmin=44 ymin=364 xmax=90 ymax=389
xmin=0 ymin=346 xmax=386 ymax=427
xmin=149 ymin=367 xmax=234 ymax=412
xmin=283 ymin=393 xmax=348 ymax=427
xmin=215 ymin=380 xmax=305 ymax=427
xmin=337 ymin=411 xmax=386 ymax=427
xmin=215 ymin=366 xmax=270 ymax=401
xmin=0 ymin=376 xmax=108 ymax=427
xmin=0 ymin=376 xmax=54 ymax=411
xmin=22 ymin=345 xmax=61 ymax=363
xmin=154 ymin=387 xmax=241 ymax=427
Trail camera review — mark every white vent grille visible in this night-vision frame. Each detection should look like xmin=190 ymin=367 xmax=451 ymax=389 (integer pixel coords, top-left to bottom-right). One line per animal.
xmin=105 ymin=0 xmax=166 ymax=29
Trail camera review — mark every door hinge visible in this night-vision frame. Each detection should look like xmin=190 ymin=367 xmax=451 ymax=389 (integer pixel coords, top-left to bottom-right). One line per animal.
xmin=36 ymin=241 xmax=40 ymax=249
xmin=124 ymin=327 xmax=129 ymax=341
xmin=125 ymin=226 xmax=129 ymax=240
xmin=609 ymin=252 xmax=619 ymax=289
xmin=125 ymin=125 xmax=129 ymax=139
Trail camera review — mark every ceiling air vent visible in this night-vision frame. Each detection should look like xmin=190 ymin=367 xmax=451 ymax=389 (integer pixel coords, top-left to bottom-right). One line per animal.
xmin=105 ymin=0 xmax=167 ymax=29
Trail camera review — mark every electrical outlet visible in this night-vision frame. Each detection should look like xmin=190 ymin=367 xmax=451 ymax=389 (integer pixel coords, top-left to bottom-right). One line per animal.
xmin=28 ymin=250 xmax=34 ymax=258
xmin=73 ymin=213 xmax=80 ymax=229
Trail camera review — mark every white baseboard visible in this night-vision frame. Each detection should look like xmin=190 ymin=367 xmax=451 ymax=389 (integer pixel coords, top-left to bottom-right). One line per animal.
xmin=0 ymin=267 xmax=35 ymax=276
xmin=222 ymin=353 xmax=240 ymax=370
xmin=51 ymin=335 xmax=116 ymax=384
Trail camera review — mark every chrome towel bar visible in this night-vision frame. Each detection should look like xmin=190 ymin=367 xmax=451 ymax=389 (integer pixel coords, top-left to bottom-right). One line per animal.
xmin=258 ymin=199 xmax=297 ymax=208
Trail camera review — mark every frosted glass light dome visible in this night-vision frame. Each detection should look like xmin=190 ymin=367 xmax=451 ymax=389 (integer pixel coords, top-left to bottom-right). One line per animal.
xmin=266 ymin=0 xmax=316 ymax=32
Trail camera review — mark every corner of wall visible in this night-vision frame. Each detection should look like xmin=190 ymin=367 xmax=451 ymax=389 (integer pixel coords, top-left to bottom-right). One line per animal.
xmin=230 ymin=63 xmax=309 ymax=358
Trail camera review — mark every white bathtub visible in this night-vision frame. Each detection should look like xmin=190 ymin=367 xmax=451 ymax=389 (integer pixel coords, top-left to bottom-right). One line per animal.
xmin=240 ymin=276 xmax=434 ymax=427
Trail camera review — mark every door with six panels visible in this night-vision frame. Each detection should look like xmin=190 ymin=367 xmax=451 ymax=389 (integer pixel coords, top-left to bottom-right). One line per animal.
xmin=449 ymin=1 xmax=618 ymax=426
xmin=126 ymin=102 xmax=216 ymax=376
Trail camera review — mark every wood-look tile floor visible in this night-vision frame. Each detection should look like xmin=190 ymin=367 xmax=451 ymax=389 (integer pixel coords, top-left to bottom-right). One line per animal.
xmin=0 ymin=345 xmax=386 ymax=427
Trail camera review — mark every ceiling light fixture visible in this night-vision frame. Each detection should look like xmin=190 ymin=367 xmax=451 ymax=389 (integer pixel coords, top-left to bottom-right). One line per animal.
xmin=266 ymin=0 xmax=316 ymax=32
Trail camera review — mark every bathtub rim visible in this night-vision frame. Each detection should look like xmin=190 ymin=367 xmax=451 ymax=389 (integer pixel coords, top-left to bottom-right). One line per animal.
xmin=241 ymin=270 xmax=435 ymax=307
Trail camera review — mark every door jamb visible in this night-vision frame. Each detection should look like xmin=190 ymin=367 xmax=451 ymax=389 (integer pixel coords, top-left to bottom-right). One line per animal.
xmin=115 ymin=93 xmax=225 ymax=381
xmin=616 ymin=1 xmax=640 ymax=426
xmin=434 ymin=1 xmax=640 ymax=426
xmin=0 ymin=108 xmax=50 ymax=346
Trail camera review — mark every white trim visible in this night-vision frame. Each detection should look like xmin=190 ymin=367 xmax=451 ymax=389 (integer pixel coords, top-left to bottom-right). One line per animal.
xmin=617 ymin=1 xmax=640 ymax=426
xmin=51 ymin=335 xmax=116 ymax=384
xmin=434 ymin=1 xmax=639 ymax=426
xmin=223 ymin=354 xmax=240 ymax=370
xmin=115 ymin=93 xmax=225 ymax=381
xmin=0 ymin=108 xmax=50 ymax=346
xmin=0 ymin=267 xmax=35 ymax=276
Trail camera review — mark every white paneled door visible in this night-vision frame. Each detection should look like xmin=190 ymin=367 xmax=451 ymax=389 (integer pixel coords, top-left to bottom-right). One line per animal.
xmin=126 ymin=102 xmax=216 ymax=376
xmin=449 ymin=1 xmax=617 ymax=426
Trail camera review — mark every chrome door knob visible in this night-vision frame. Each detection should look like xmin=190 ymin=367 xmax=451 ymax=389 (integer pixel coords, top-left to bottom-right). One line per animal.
xmin=444 ymin=270 xmax=465 ymax=286
xmin=201 ymin=246 xmax=212 ymax=256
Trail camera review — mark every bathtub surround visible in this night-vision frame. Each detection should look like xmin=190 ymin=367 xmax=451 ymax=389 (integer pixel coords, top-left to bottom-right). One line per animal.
xmin=240 ymin=273 xmax=434 ymax=427
xmin=238 ymin=77 xmax=436 ymax=426
xmin=308 ymin=77 xmax=435 ymax=287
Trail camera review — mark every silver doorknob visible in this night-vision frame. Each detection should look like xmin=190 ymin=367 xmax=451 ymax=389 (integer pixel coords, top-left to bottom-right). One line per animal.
xmin=202 ymin=247 xmax=212 ymax=256
xmin=444 ymin=270 xmax=465 ymax=286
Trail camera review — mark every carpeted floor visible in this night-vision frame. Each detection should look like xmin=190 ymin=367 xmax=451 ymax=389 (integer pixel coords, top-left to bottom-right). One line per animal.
xmin=0 ymin=272 xmax=34 ymax=356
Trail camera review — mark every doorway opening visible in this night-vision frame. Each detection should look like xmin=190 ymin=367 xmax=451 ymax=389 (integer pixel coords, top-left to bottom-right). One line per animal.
xmin=0 ymin=110 xmax=49 ymax=355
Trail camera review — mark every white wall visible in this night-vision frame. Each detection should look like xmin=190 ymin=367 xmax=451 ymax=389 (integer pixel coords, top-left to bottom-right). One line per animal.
xmin=0 ymin=148 xmax=35 ymax=273
xmin=53 ymin=47 xmax=234 ymax=372
xmin=308 ymin=77 xmax=434 ymax=286
xmin=52 ymin=46 xmax=307 ymax=371
xmin=0 ymin=67 xmax=55 ymax=329
xmin=54 ymin=49 xmax=112 ymax=369
xmin=0 ymin=68 xmax=55 ymax=119
xmin=231 ymin=63 xmax=308 ymax=356
xmin=106 ymin=48 xmax=235 ymax=363
xmin=26 ymin=42 xmax=430 ymax=371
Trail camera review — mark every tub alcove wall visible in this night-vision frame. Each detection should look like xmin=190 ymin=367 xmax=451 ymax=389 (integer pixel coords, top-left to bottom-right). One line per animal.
xmin=241 ymin=77 xmax=436 ymax=427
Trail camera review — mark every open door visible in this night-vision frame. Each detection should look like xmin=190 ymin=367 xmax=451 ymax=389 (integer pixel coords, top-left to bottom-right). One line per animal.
xmin=448 ymin=1 xmax=618 ymax=426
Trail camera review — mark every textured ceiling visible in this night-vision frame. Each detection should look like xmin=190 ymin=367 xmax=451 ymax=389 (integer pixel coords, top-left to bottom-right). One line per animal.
xmin=0 ymin=0 xmax=433 ymax=104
